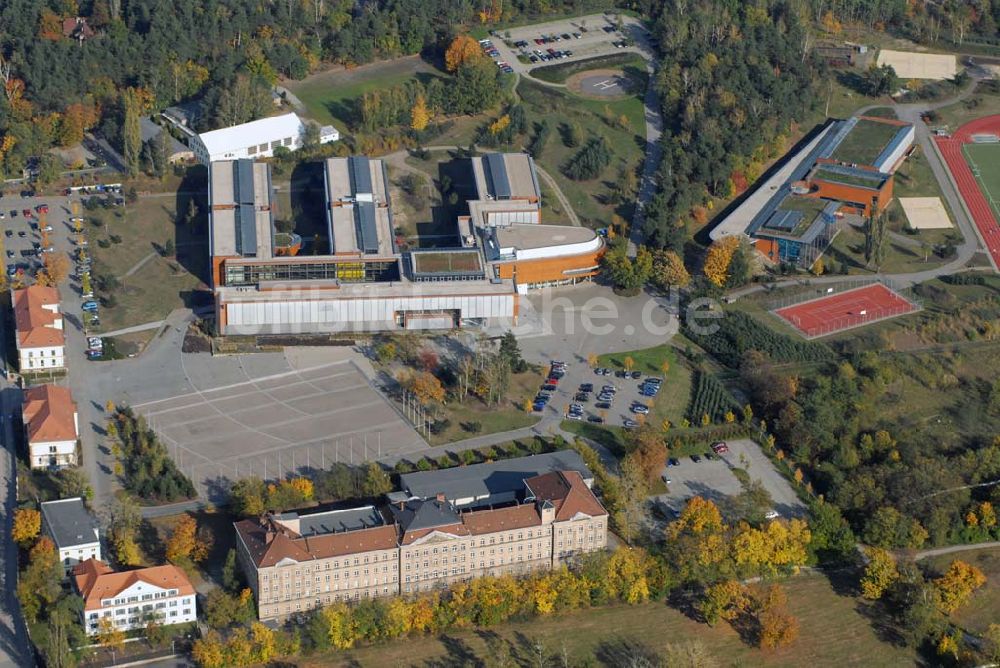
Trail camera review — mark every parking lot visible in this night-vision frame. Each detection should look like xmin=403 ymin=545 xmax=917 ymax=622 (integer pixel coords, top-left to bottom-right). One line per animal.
xmin=532 ymin=359 xmax=662 ymax=428
xmin=485 ymin=13 xmax=649 ymax=76
xmin=652 ymin=439 xmax=807 ymax=520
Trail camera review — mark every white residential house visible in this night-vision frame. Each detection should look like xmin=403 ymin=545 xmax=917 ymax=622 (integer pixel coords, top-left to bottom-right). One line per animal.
xmin=22 ymin=384 xmax=79 ymax=469
xmin=40 ymin=498 xmax=101 ymax=571
xmin=190 ymin=112 xmax=339 ymax=164
xmin=73 ymin=559 xmax=197 ymax=635
xmin=12 ymin=285 xmax=65 ymax=371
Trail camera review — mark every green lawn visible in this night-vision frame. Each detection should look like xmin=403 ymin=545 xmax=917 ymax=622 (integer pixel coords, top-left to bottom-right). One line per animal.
xmin=284 ymin=56 xmax=445 ymax=131
xmin=831 ymin=118 xmax=901 ymax=165
xmin=425 ymin=369 xmax=542 ymax=446
xmin=933 ymin=80 xmax=1000 ymax=130
xmin=518 ymin=78 xmax=646 ymax=229
xmin=825 ymin=222 xmax=951 ymax=276
xmin=922 ymin=547 xmax=1000 ymax=635
xmin=302 ymin=574 xmax=918 ymax=668
xmin=814 ymin=166 xmax=885 ymax=189
xmin=88 ymin=194 xmax=207 ymax=334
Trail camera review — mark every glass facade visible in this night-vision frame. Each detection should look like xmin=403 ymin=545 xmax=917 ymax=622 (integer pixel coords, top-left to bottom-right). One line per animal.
xmin=223 ymin=259 xmax=399 ymax=286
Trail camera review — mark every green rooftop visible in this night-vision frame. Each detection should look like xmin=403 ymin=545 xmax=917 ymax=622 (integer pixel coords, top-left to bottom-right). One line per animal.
xmin=830 ymin=119 xmax=901 ymax=166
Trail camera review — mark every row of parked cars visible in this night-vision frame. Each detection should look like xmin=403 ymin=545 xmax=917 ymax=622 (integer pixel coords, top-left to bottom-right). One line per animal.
xmin=532 ymin=360 xmax=567 ymax=412
xmin=478 ymin=39 xmax=515 ymax=74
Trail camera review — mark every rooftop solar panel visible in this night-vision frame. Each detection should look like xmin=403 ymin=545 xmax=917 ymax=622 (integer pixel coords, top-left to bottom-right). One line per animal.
xmin=349 ymin=156 xmax=373 ymax=196
xmin=485 ymin=153 xmax=512 ymax=199
xmin=354 ymin=201 xmax=379 ymax=254
xmin=764 ymin=210 xmax=804 ymax=231
xmin=233 ymin=161 xmax=258 ymax=255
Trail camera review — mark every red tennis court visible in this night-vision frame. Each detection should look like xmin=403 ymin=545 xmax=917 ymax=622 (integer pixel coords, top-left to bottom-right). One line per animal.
xmin=774 ymin=283 xmax=918 ymax=338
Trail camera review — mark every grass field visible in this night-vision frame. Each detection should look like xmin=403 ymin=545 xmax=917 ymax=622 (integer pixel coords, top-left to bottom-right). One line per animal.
xmin=302 ymin=574 xmax=918 ymax=668
xmin=88 ymin=195 xmax=207 ymax=334
xmin=425 ymin=368 xmax=541 ymax=446
xmin=284 ymin=56 xmax=444 ymax=131
xmin=831 ymin=118 xmax=900 ymax=165
xmin=518 ymin=78 xmax=646 ymax=229
xmin=923 ymin=547 xmax=1000 ymax=635
xmin=964 ymin=142 xmax=1000 ymax=220
xmin=933 ymin=80 xmax=1000 ymax=130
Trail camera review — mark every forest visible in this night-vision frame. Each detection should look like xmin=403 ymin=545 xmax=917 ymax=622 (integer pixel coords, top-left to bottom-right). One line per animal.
xmin=0 ymin=0 xmax=610 ymax=179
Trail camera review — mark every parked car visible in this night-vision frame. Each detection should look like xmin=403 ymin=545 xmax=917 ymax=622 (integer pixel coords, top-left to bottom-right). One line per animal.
xmin=87 ymin=337 xmax=103 ymax=349
xmin=667 ymin=457 xmax=680 ymax=467
xmin=631 ymin=404 xmax=650 ymax=415
xmin=690 ymin=454 xmax=702 ymax=463
xmin=661 ymin=474 xmax=671 ymax=484
xmin=81 ymin=300 xmax=99 ymax=312
xmin=703 ymin=452 xmax=715 ymax=461
xmin=588 ymin=415 xmax=604 ymax=424
xmin=40 ymin=224 xmax=52 ymax=232
xmin=711 ymin=441 xmax=730 ymax=454
xmin=764 ymin=510 xmax=780 ymax=520
xmin=22 ymin=209 xmax=31 ymax=217
xmin=596 ymin=401 xmax=612 ymax=410
xmin=17 ymin=230 xmax=25 ymax=237
xmin=542 ymin=383 xmax=557 ymax=392
xmin=630 ymin=371 xmax=642 ymax=379
xmin=574 ymin=392 xmax=590 ymax=402
xmin=36 ymin=204 xmax=49 ymax=214
xmin=579 ymin=383 xmax=593 ymax=393
xmin=3 ymin=230 xmax=10 ymax=237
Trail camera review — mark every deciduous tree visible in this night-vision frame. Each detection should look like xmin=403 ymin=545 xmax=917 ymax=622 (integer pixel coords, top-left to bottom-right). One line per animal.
xmin=445 ymin=36 xmax=483 ymax=73
xmin=12 ymin=508 xmax=41 ymax=546
xmin=166 ymin=515 xmax=210 ymax=565
xmin=933 ymin=559 xmax=986 ymax=614
xmin=860 ymin=547 xmax=898 ymax=600
xmin=703 ymin=236 xmax=739 ymax=286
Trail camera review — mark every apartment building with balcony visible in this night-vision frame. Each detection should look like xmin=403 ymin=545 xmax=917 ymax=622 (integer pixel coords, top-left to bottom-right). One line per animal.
xmin=234 ymin=455 xmax=608 ymax=622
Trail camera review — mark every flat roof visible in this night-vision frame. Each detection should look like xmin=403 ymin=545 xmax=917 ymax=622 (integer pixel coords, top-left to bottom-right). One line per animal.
xmin=199 ymin=112 xmax=303 ymax=157
xmin=495 ymin=224 xmax=596 ymax=251
xmin=710 ymin=123 xmax=839 ymax=242
xmin=472 ymin=153 xmax=540 ymax=201
xmin=410 ymin=249 xmax=485 ymax=277
xmin=830 ymin=118 xmax=904 ymax=166
xmin=325 ymin=157 xmax=395 ymax=257
xmin=399 ymin=450 xmax=592 ymax=506
xmin=210 ymin=160 xmax=274 ymax=259
xmin=277 ymin=506 xmax=385 ymax=536
xmin=40 ymin=498 xmax=99 ymax=549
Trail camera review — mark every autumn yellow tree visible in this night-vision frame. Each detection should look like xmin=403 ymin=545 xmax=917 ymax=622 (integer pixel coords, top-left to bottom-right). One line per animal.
xmin=697 ymin=580 xmax=749 ymax=625
xmin=489 ymin=115 xmax=510 ymax=136
xmin=192 ymin=631 xmax=227 ymax=668
xmin=165 ymin=515 xmax=211 ymax=565
xmin=288 ymin=476 xmax=314 ymax=501
xmin=860 ymin=547 xmax=898 ymax=600
xmin=12 ymin=508 xmax=41 ymax=546
xmin=320 ymin=603 xmax=357 ymax=649
xmin=587 ymin=353 xmax=599 ymax=369
xmin=400 ymin=370 xmax=446 ymax=406
xmin=623 ymin=356 xmax=635 ymax=372
xmin=96 ymin=617 xmax=125 ymax=654
xmin=410 ymin=94 xmax=430 ymax=132
xmin=703 ymin=236 xmax=740 ymax=286
xmin=651 ymin=249 xmax=690 ymax=290
xmin=444 ymin=36 xmax=483 ymax=73
xmin=42 ymin=252 xmax=70 ymax=285
xmin=934 ymin=559 xmax=986 ymax=613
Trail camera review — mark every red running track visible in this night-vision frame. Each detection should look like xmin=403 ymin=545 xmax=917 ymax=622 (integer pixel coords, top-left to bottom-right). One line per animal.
xmin=934 ymin=114 xmax=1000 ymax=271
xmin=775 ymin=284 xmax=918 ymax=338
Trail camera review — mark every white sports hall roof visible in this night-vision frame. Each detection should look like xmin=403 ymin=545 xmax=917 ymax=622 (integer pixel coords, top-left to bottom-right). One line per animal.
xmin=198 ymin=113 xmax=303 ymax=156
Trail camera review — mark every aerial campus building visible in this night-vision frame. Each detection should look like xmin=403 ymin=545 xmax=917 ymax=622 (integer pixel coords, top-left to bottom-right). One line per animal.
xmin=233 ymin=451 xmax=607 ymax=622
xmin=189 ymin=112 xmax=340 ymax=164
xmin=209 ymin=153 xmax=605 ymax=335
xmin=711 ymin=116 xmax=914 ymax=266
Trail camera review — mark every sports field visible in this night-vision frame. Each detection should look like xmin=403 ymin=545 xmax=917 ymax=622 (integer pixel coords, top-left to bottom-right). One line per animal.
xmin=774 ymin=283 xmax=918 ymax=338
xmin=963 ymin=142 xmax=1000 ymax=221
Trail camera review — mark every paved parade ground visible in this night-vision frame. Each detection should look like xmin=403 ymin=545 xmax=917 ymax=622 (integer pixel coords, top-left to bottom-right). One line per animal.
xmin=133 ymin=356 xmax=424 ymax=500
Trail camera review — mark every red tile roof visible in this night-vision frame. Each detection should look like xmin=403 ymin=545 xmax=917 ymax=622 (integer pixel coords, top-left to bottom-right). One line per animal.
xmin=525 ymin=470 xmax=607 ymax=521
xmin=72 ymin=559 xmax=195 ymax=612
xmin=235 ymin=519 xmax=399 ymax=567
xmin=22 ymin=384 xmax=78 ymax=443
xmin=461 ymin=503 xmax=540 ymax=535
xmin=12 ymin=286 xmax=64 ymax=348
